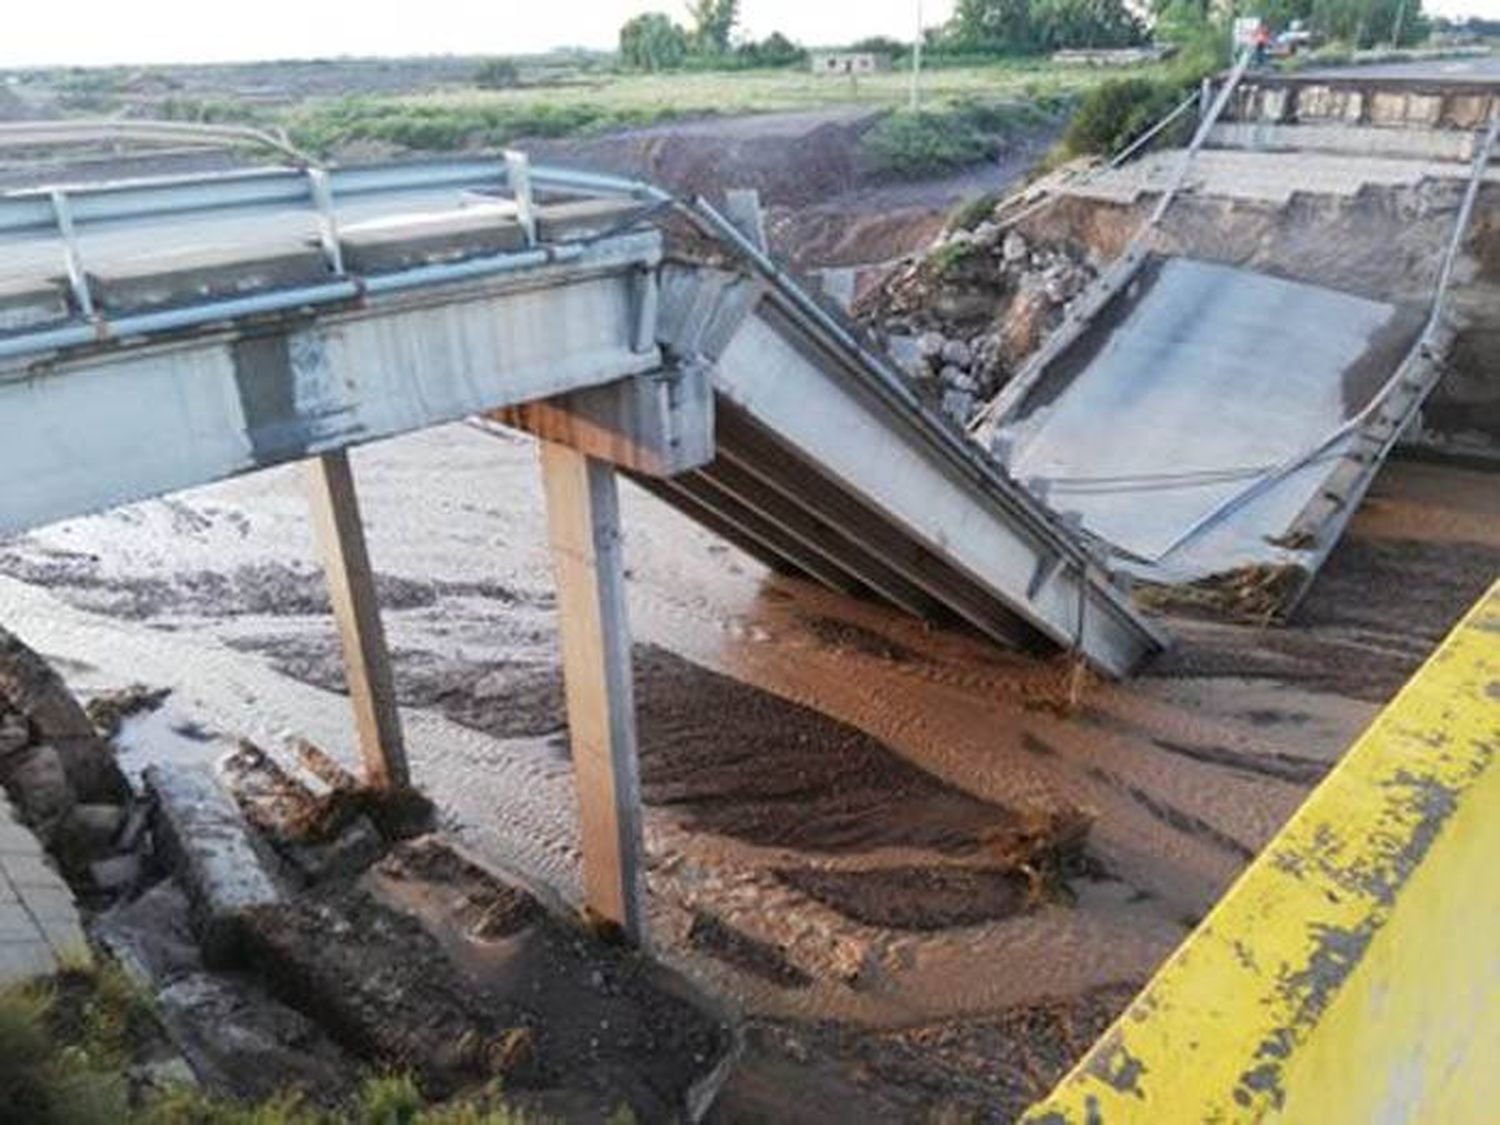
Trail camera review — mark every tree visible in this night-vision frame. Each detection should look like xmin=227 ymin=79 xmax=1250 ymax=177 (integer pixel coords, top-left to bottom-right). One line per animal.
xmin=619 ymin=12 xmax=689 ymax=72
xmin=687 ymin=0 xmax=739 ymax=54
xmin=948 ymin=0 xmax=1035 ymax=52
xmin=736 ymin=31 xmax=805 ymax=67
xmin=1032 ymin=0 xmax=1145 ymax=49
xmin=1309 ymin=0 xmax=1428 ymax=46
xmin=474 ymin=58 xmax=520 ymax=89
xmin=948 ymin=0 xmax=1143 ymax=52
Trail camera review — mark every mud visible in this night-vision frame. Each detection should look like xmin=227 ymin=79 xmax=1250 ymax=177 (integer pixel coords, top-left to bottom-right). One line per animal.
xmin=0 ymin=425 xmax=1493 ymax=1121
xmin=688 ymin=911 xmax=814 ymax=990
xmin=719 ymin=983 xmax=1140 ymax=1124
xmin=775 ymin=866 xmax=1033 ymax=932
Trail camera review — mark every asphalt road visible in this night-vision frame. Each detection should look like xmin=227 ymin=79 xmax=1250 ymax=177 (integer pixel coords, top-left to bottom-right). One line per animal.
xmin=1293 ymin=54 xmax=1500 ymax=83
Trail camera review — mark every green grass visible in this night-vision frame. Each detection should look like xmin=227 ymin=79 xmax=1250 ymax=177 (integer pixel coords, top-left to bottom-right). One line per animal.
xmin=283 ymin=59 xmax=1175 ymax=156
xmin=0 ymin=964 xmax=548 ymax=1124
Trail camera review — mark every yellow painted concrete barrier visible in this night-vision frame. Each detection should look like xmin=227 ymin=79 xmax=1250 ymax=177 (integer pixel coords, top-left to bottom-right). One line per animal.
xmin=1024 ymin=580 xmax=1500 ymax=1123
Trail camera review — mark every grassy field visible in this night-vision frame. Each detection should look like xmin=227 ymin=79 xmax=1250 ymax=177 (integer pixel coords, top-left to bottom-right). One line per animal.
xmin=282 ymin=58 xmax=1173 ymax=154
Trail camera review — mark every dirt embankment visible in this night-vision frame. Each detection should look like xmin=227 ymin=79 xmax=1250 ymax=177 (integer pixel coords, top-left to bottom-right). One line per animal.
xmin=526 ymin=108 xmax=1065 ymax=272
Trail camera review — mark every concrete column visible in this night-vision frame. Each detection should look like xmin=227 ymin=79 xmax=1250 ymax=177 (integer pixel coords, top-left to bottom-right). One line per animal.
xmin=305 ymin=449 xmax=409 ymax=791
xmin=539 ymin=441 xmax=645 ymax=942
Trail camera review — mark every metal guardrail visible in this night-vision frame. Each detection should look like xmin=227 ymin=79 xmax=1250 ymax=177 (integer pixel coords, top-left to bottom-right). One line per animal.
xmin=0 ymin=135 xmax=1162 ymax=667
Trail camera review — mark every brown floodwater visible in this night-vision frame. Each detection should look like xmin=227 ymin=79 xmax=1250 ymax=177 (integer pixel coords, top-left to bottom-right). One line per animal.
xmin=0 ymin=425 xmax=1494 ymax=1119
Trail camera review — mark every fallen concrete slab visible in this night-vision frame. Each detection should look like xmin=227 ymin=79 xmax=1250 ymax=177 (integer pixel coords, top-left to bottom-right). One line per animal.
xmin=145 ymin=763 xmax=283 ymax=964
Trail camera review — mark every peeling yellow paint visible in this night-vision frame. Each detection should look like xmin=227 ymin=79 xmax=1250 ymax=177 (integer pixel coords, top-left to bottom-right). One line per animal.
xmin=1024 ymin=581 xmax=1500 ymax=1124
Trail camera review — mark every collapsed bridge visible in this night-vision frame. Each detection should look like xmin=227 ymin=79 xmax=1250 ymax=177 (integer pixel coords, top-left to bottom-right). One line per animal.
xmin=0 ymin=130 xmax=1160 ymax=941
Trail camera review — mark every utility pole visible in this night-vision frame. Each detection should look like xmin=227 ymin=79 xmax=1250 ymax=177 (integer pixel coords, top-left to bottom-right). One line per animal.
xmin=910 ymin=0 xmax=924 ymax=111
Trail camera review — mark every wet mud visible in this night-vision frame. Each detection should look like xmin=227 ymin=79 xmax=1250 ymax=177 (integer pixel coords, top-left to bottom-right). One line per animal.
xmin=775 ymin=866 xmax=1033 ymax=931
xmin=1 ymin=425 xmax=1493 ymax=1121
xmin=720 ymin=983 xmax=1140 ymax=1124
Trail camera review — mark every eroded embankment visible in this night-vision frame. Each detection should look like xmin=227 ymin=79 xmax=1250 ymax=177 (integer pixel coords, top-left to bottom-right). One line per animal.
xmin=860 ymin=176 xmax=1500 ymax=449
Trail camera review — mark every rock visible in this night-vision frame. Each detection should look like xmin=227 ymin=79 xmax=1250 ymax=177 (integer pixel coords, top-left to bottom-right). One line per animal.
xmin=1001 ymin=231 xmax=1029 ymax=264
xmin=284 ymin=815 xmax=384 ymax=883
xmin=1042 ymin=263 xmax=1086 ymax=305
xmin=971 ymin=220 xmax=1001 ymax=249
xmin=90 ymin=853 xmax=144 ymax=894
xmin=0 ymin=711 xmax=29 ymax=759
xmin=129 ymin=1055 xmax=199 ymax=1095
xmin=938 ymin=364 xmax=967 ymax=388
xmin=86 ymin=683 xmax=171 ymax=739
xmin=65 ymin=802 xmax=127 ymax=852
xmin=146 ymin=764 xmax=284 ymax=966
xmin=90 ymin=878 xmax=203 ymax=990
xmin=945 ymin=228 xmax=974 ymax=248
xmin=1001 ymin=282 xmax=1055 ymax=366
xmin=939 ymin=339 xmax=973 ymax=370
xmin=916 ymin=331 xmax=947 ymax=362
xmin=155 ymin=972 xmax=357 ymax=1104
xmin=941 ymin=388 xmax=976 ymax=424
xmin=4 ymin=743 xmax=75 ymax=844
xmin=884 ymin=334 xmax=925 ymax=379
xmin=0 ymin=627 xmax=97 ymax=740
xmin=0 ymin=626 xmax=129 ymax=804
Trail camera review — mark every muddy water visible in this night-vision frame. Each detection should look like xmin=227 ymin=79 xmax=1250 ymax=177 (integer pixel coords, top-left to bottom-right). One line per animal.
xmin=0 ymin=425 xmax=1494 ymax=1117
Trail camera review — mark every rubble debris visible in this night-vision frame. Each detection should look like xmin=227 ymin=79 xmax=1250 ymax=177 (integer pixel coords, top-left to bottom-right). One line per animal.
xmin=857 ymin=217 xmax=1098 ymax=426
xmin=145 ymin=762 xmax=284 ymax=964
xmin=244 ymin=863 xmax=733 ymax=1116
xmin=86 ymin=683 xmax=172 ymax=738
xmin=1135 ymin=564 xmax=1306 ymax=624
xmin=155 ymin=972 xmax=358 ymax=1105
xmin=0 ymin=625 xmax=130 ymax=809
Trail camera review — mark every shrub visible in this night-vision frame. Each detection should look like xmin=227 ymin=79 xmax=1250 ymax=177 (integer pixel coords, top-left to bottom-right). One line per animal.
xmin=1060 ymin=75 xmax=1193 ymax=158
xmin=474 ymin=59 xmax=520 ymax=90
xmin=863 ymin=107 xmax=996 ymax=177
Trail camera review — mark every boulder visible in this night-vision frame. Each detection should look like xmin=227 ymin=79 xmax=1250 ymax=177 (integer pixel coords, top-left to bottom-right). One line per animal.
xmin=3 ymin=744 xmax=75 ymax=845
xmin=916 ymin=331 xmax=947 ymax=362
xmin=939 ymin=338 xmax=973 ymax=370
xmin=971 ymin=221 xmax=1002 ymax=249
xmin=1001 ymin=231 xmax=1029 ymax=265
xmin=1001 ymin=283 xmax=1055 ymax=366
xmin=0 ymin=626 xmax=129 ymax=805
xmin=155 ymin=972 xmax=357 ymax=1104
xmin=941 ymin=388 xmax=976 ymax=424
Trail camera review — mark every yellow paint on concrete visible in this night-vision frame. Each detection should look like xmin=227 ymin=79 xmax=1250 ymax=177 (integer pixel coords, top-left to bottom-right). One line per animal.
xmin=1023 ymin=580 xmax=1500 ymax=1124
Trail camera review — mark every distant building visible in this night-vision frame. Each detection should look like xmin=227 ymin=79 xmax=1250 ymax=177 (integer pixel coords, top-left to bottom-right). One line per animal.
xmin=809 ymin=52 xmax=889 ymax=77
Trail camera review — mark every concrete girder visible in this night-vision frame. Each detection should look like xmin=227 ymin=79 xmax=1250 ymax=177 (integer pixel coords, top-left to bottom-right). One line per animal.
xmin=0 ymin=232 xmax=663 ymax=538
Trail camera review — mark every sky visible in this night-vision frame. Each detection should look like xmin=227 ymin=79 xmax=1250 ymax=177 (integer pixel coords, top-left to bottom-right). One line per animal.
xmin=1 ymin=0 xmax=1496 ymax=68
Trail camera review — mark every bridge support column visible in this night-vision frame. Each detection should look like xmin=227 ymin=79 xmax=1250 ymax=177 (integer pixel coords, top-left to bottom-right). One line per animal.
xmin=305 ymin=449 xmax=409 ymax=792
xmin=540 ymin=441 xmax=645 ymax=943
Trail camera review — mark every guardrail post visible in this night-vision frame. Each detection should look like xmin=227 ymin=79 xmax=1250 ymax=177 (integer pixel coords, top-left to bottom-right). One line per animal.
xmin=539 ymin=441 xmax=645 ymax=943
xmin=305 ymin=449 xmax=409 ymax=791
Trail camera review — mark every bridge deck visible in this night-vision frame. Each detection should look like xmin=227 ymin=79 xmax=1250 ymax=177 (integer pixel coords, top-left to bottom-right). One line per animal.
xmin=987 ymin=255 xmax=1425 ymax=584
